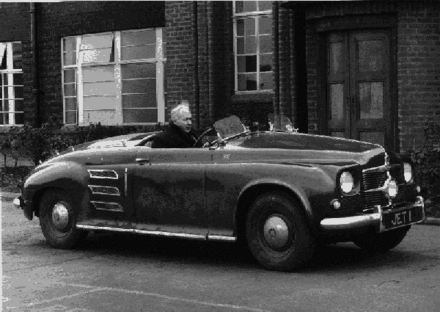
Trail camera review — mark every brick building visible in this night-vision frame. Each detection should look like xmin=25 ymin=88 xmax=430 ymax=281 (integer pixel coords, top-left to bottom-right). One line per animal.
xmin=0 ymin=1 xmax=439 ymax=152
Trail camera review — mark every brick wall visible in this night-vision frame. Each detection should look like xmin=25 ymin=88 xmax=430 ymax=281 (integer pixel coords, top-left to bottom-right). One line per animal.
xmin=164 ymin=1 xmax=195 ymax=121
xmin=397 ymin=1 xmax=440 ymax=151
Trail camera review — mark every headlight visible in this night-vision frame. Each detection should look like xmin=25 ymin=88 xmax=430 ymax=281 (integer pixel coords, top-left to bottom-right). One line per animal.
xmin=403 ymin=163 xmax=413 ymax=183
xmin=340 ymin=171 xmax=354 ymax=194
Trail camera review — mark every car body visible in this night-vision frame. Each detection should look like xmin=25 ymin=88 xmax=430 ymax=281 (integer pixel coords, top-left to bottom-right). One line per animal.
xmin=14 ymin=116 xmax=425 ymax=271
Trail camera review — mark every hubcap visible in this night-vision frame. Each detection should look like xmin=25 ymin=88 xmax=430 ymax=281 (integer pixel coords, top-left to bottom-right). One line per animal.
xmin=263 ymin=215 xmax=290 ymax=250
xmin=52 ymin=202 xmax=70 ymax=231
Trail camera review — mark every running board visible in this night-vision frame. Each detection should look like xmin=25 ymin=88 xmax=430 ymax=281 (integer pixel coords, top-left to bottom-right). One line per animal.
xmin=76 ymin=224 xmax=237 ymax=242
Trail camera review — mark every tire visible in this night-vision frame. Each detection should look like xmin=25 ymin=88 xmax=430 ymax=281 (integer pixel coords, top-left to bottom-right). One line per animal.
xmin=353 ymin=226 xmax=410 ymax=252
xmin=245 ymin=191 xmax=316 ymax=271
xmin=39 ymin=190 xmax=88 ymax=249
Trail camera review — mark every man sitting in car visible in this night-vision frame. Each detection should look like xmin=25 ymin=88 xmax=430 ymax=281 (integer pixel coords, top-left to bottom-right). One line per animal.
xmin=151 ymin=101 xmax=203 ymax=148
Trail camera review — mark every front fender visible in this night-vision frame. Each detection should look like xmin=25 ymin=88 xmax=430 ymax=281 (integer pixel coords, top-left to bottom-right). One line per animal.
xmin=23 ymin=161 xmax=90 ymax=219
xmin=236 ymin=164 xmax=337 ymax=234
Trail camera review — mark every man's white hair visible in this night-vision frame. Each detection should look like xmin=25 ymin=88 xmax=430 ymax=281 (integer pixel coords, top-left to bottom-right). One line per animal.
xmin=171 ymin=101 xmax=190 ymax=122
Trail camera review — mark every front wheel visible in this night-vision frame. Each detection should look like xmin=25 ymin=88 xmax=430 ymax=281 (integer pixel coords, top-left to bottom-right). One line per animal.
xmin=245 ymin=191 xmax=316 ymax=271
xmin=353 ymin=226 xmax=410 ymax=252
xmin=39 ymin=190 xmax=88 ymax=249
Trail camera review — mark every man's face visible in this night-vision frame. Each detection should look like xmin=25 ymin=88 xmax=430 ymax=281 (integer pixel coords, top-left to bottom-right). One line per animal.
xmin=174 ymin=110 xmax=192 ymax=133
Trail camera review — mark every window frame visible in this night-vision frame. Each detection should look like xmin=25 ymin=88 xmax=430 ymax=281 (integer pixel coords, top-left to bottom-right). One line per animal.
xmin=232 ymin=1 xmax=273 ymax=94
xmin=0 ymin=41 xmax=24 ymax=126
xmin=61 ymin=28 xmax=166 ymax=126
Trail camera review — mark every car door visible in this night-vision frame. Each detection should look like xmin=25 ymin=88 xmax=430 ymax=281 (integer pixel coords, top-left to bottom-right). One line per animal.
xmin=132 ymin=147 xmax=210 ymax=236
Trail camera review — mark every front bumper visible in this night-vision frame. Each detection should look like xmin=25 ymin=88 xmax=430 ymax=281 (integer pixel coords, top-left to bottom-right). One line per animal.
xmin=320 ymin=196 xmax=425 ymax=232
xmin=13 ymin=196 xmax=33 ymax=220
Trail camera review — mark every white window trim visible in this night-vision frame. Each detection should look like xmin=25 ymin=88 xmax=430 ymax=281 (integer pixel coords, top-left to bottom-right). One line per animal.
xmin=232 ymin=1 xmax=273 ymax=94
xmin=0 ymin=42 xmax=23 ymax=126
xmin=61 ymin=28 xmax=166 ymax=126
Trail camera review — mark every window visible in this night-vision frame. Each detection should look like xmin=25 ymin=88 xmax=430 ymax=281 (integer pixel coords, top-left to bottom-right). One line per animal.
xmin=0 ymin=42 xmax=24 ymax=125
xmin=233 ymin=1 xmax=273 ymax=92
xmin=62 ymin=29 xmax=166 ymax=125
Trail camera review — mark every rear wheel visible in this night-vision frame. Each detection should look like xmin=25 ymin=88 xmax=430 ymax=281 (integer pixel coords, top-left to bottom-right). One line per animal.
xmin=245 ymin=191 xmax=315 ymax=271
xmin=353 ymin=226 xmax=410 ymax=252
xmin=39 ymin=190 xmax=88 ymax=249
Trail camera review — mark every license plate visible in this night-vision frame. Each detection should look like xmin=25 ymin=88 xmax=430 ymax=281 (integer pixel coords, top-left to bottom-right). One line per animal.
xmin=381 ymin=206 xmax=424 ymax=231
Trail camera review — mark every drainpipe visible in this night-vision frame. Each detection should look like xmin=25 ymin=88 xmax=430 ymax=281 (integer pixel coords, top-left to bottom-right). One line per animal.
xmin=30 ymin=3 xmax=40 ymax=127
xmin=193 ymin=1 xmax=200 ymax=128
xmin=273 ymin=2 xmax=280 ymax=116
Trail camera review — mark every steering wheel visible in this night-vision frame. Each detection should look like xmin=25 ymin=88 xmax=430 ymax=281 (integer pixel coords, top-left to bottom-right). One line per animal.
xmin=193 ymin=127 xmax=216 ymax=147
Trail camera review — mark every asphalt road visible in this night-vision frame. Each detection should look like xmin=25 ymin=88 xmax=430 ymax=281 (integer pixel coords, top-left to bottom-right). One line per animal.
xmin=2 ymin=198 xmax=440 ymax=312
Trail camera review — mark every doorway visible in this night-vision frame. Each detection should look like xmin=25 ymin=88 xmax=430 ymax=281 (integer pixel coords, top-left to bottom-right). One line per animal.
xmin=325 ymin=29 xmax=394 ymax=149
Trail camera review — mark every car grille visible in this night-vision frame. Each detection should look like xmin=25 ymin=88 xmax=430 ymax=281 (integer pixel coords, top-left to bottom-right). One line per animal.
xmin=362 ymin=164 xmax=414 ymax=210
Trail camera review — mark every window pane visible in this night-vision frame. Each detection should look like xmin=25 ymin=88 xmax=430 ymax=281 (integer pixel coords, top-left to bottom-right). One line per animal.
xmin=65 ymin=97 xmax=77 ymax=111
xmin=259 ymin=35 xmax=272 ymax=53
xmin=260 ymin=54 xmax=272 ymax=72
xmin=237 ymin=55 xmax=256 ymax=72
xmin=65 ymin=111 xmax=77 ymax=124
xmin=245 ymin=36 xmax=256 ymax=54
xmin=64 ymin=83 xmax=76 ymax=97
xmin=14 ymin=86 xmax=23 ymax=98
xmin=122 ymin=79 xmax=155 ymax=94
xmin=84 ymin=96 xmax=117 ymax=110
xmin=13 ymin=73 xmax=23 ymax=86
xmin=237 ymin=56 xmax=246 ymax=73
xmin=81 ymin=34 xmax=113 ymax=50
xmin=121 ymin=63 xmax=156 ymax=79
xmin=259 ymin=16 xmax=272 ymax=35
xmin=329 ymin=42 xmax=343 ymax=75
xmin=243 ymin=1 xmax=257 ymax=13
xmin=258 ymin=1 xmax=272 ymax=11
xmin=13 ymin=54 xmax=22 ymax=69
xmin=260 ymin=72 xmax=273 ymax=90
xmin=122 ymin=93 xmax=156 ymax=108
xmin=237 ymin=38 xmax=244 ymax=55
xmin=64 ymin=52 xmax=77 ymax=66
xmin=63 ymin=37 xmax=76 ymax=52
xmin=14 ymin=113 xmax=24 ymax=125
xmin=235 ymin=1 xmax=244 ymax=13
xmin=123 ymin=109 xmax=157 ymax=123
xmin=237 ymin=19 xmax=244 ymax=36
xmin=246 ymin=55 xmax=256 ymax=72
xmin=122 ymin=45 xmax=155 ymax=60
xmin=359 ymin=82 xmax=383 ymax=119
xmin=0 ymin=44 xmax=6 ymax=69
xmin=245 ymin=18 xmax=255 ymax=36
xmin=330 ymin=84 xmax=344 ymax=121
xmin=81 ymin=48 xmax=113 ymax=63
xmin=83 ymin=81 xmax=116 ymax=96
xmin=238 ymin=73 xmax=257 ymax=91
xmin=85 ymin=110 xmax=117 ymax=125
xmin=15 ymin=100 xmax=24 ymax=111
xmin=245 ymin=74 xmax=257 ymax=90
xmin=64 ymin=69 xmax=76 ymax=84
xmin=83 ymin=66 xmax=114 ymax=83
xmin=358 ymin=39 xmax=383 ymax=72
xmin=121 ymin=30 xmax=155 ymax=46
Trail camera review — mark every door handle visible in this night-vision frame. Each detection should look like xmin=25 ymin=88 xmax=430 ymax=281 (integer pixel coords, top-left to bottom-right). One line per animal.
xmin=136 ymin=158 xmax=150 ymax=163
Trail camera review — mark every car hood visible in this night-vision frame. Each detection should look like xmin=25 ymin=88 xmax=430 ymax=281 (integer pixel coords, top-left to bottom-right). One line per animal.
xmin=223 ymin=131 xmax=386 ymax=167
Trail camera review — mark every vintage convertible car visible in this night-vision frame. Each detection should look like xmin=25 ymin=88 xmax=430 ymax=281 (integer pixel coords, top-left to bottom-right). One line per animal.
xmin=14 ymin=115 xmax=425 ymax=271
